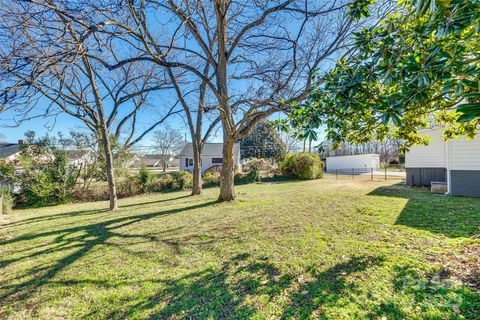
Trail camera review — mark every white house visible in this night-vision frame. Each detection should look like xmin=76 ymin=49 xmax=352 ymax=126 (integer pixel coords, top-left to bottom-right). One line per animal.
xmin=178 ymin=143 xmax=242 ymax=174
xmin=326 ymin=154 xmax=380 ymax=172
xmin=405 ymin=127 xmax=480 ymax=197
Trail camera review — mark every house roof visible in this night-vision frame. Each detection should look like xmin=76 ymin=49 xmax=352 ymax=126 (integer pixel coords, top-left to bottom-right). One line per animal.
xmin=178 ymin=143 xmax=239 ymax=156
xmin=66 ymin=149 xmax=91 ymax=160
xmin=144 ymin=154 xmax=166 ymax=159
xmin=0 ymin=143 xmax=22 ymax=159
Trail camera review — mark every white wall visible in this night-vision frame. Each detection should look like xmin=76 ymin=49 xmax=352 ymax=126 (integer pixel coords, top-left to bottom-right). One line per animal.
xmin=179 ymin=154 xmax=242 ymax=174
xmin=448 ymin=136 xmax=480 ymax=170
xmin=405 ymin=128 xmax=446 ymax=168
xmin=405 ymin=128 xmax=480 ymax=170
xmin=326 ymin=154 xmax=380 ymax=172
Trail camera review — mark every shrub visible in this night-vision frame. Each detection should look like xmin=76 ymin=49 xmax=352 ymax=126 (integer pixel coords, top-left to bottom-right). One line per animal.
xmin=203 ymin=170 xmax=221 ymax=186
xmin=175 ymin=171 xmax=192 ymax=190
xmin=138 ymin=166 xmax=156 ymax=193
xmin=23 ymin=171 xmax=59 ymax=207
xmin=118 ymin=176 xmax=142 ymax=197
xmin=0 ymin=187 xmax=14 ymax=213
xmin=154 ymin=174 xmax=175 ymax=190
xmin=281 ymin=153 xmax=323 ymax=180
xmin=234 ymin=168 xmax=260 ymax=185
xmin=72 ymin=185 xmax=110 ymax=202
xmin=243 ymin=158 xmax=273 ymax=173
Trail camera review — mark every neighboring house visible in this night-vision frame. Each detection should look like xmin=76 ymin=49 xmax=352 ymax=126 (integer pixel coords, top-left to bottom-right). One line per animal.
xmin=132 ymin=154 xmax=179 ymax=169
xmin=67 ymin=150 xmax=96 ymax=167
xmin=405 ymin=127 xmax=480 ymax=197
xmin=325 ymin=154 xmax=380 ymax=172
xmin=0 ymin=141 xmax=24 ymax=163
xmin=178 ymin=143 xmax=242 ymax=174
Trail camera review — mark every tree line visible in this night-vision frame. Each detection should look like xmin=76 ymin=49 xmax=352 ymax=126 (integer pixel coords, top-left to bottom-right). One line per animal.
xmin=0 ymin=0 xmax=391 ymax=210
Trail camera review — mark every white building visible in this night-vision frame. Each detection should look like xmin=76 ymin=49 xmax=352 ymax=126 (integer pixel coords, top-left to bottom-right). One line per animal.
xmin=178 ymin=143 xmax=242 ymax=174
xmin=405 ymin=127 xmax=480 ymax=197
xmin=326 ymin=154 xmax=380 ymax=172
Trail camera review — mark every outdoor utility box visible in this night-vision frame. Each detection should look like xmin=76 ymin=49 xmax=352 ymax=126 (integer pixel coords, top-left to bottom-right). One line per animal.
xmin=431 ymin=181 xmax=447 ymax=194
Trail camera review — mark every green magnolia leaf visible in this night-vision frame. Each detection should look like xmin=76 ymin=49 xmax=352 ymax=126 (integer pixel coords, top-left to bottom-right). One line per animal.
xmin=457 ymin=103 xmax=480 ymax=113
xmin=457 ymin=113 xmax=478 ymax=122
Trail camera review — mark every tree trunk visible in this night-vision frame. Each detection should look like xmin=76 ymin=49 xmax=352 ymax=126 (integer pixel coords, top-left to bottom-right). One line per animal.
xmin=163 ymin=162 xmax=166 ymax=172
xmin=99 ymin=125 xmax=118 ymax=211
xmin=219 ymin=134 xmax=236 ymax=201
xmin=191 ymin=139 xmax=202 ymax=195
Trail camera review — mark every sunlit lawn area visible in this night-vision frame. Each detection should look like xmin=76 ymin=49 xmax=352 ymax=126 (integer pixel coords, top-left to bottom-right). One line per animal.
xmin=0 ymin=179 xmax=479 ymax=319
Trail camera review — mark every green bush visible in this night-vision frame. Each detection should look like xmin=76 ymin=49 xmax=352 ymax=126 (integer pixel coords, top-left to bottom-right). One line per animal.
xmin=243 ymin=158 xmax=273 ymax=173
xmin=281 ymin=153 xmax=324 ymax=180
xmin=0 ymin=187 xmax=13 ymax=213
xmin=118 ymin=176 xmax=142 ymax=197
xmin=175 ymin=171 xmax=192 ymax=190
xmin=156 ymin=174 xmax=175 ymax=190
xmin=203 ymin=170 xmax=221 ymax=186
xmin=23 ymin=171 xmax=58 ymax=207
xmin=138 ymin=166 xmax=156 ymax=193
xmin=234 ymin=168 xmax=260 ymax=185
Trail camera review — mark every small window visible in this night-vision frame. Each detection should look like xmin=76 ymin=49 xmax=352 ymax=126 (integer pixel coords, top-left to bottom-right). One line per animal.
xmin=189 ymin=159 xmax=193 ymax=166
xmin=212 ymin=158 xmax=222 ymax=164
xmin=185 ymin=158 xmax=189 ymax=167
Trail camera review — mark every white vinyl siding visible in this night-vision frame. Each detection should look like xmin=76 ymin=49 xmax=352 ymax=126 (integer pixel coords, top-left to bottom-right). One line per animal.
xmin=449 ymin=137 xmax=480 ymax=170
xmin=405 ymin=128 xmax=446 ymax=168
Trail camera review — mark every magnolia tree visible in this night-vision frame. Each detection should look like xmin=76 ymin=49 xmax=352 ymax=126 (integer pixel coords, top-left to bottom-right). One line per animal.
xmin=286 ymin=0 xmax=480 ymax=150
xmin=86 ymin=0 xmax=391 ymax=200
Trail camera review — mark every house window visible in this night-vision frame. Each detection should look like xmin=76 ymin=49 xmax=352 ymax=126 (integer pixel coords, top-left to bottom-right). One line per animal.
xmin=212 ymin=158 xmax=222 ymax=164
xmin=185 ymin=158 xmax=189 ymax=167
xmin=189 ymin=159 xmax=193 ymax=166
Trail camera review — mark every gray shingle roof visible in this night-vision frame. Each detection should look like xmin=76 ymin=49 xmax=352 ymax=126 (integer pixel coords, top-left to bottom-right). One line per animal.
xmin=178 ymin=143 xmax=239 ymax=156
xmin=0 ymin=143 xmax=21 ymax=159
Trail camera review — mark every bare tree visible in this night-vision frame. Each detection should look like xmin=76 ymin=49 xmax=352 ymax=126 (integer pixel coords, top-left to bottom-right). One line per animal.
xmin=7 ymin=0 xmax=392 ymax=200
xmin=152 ymin=127 xmax=184 ymax=172
xmin=84 ymin=0 xmax=387 ymax=200
xmin=0 ymin=1 xmax=180 ymax=210
xmin=280 ymin=132 xmax=303 ymax=154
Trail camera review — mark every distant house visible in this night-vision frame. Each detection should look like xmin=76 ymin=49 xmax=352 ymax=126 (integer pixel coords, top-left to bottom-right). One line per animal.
xmin=67 ymin=150 xmax=96 ymax=167
xmin=178 ymin=143 xmax=242 ymax=174
xmin=325 ymin=154 xmax=380 ymax=172
xmin=0 ymin=141 xmax=23 ymax=163
xmin=405 ymin=127 xmax=480 ymax=197
xmin=131 ymin=154 xmax=179 ymax=169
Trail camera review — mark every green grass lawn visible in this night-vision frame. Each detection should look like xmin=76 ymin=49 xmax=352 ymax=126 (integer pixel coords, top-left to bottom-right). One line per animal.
xmin=0 ymin=179 xmax=479 ymax=319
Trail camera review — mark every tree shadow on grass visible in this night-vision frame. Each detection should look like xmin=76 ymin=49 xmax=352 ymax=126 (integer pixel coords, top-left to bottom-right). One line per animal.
xmin=280 ymin=256 xmax=385 ymax=319
xmin=99 ymin=254 xmax=384 ymax=320
xmin=0 ymin=200 xmax=220 ymax=303
xmin=367 ymin=183 xmax=480 ymax=238
xmin=0 ymin=194 xmax=191 ymax=230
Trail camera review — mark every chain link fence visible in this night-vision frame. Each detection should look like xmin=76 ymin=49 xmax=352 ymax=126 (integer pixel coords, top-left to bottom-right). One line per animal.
xmin=324 ymin=164 xmax=406 ymax=181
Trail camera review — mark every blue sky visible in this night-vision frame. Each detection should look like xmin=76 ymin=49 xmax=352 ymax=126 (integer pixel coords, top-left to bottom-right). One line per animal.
xmin=0 ymin=1 xmax=338 ymax=148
